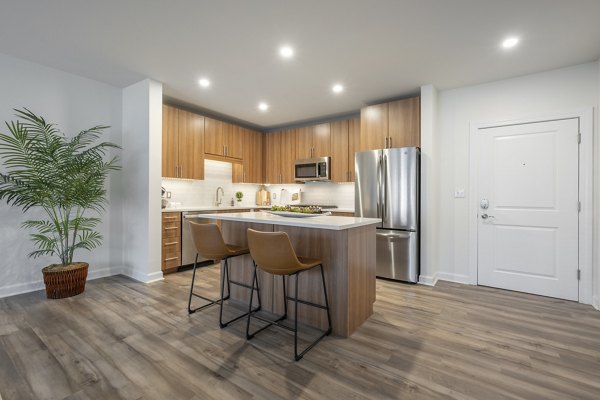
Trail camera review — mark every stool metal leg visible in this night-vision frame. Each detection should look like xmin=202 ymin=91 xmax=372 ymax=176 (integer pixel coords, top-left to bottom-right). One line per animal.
xmin=219 ymin=257 xmax=261 ymax=328
xmin=246 ymin=263 xmax=332 ymax=361
xmin=188 ymin=254 xmax=221 ymax=314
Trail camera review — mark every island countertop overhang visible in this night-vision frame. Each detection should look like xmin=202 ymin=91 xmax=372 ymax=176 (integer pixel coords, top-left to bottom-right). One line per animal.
xmin=191 ymin=211 xmax=381 ymax=230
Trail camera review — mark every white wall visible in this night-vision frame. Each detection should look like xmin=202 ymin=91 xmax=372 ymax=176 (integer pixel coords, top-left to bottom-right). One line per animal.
xmin=0 ymin=53 xmax=123 ymax=297
xmin=432 ymin=62 xmax=598 ymax=291
xmin=595 ymin=59 xmax=600 ymax=310
xmin=419 ymin=85 xmax=439 ymax=284
xmin=122 ymin=79 xmax=163 ymax=283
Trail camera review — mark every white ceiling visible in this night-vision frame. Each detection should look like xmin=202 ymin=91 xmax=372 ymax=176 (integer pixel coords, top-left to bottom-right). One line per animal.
xmin=0 ymin=0 xmax=599 ymax=128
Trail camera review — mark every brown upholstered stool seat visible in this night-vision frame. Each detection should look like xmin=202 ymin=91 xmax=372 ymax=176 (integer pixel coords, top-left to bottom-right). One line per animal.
xmin=187 ymin=222 xmax=259 ymax=328
xmin=245 ymin=229 xmax=332 ymax=361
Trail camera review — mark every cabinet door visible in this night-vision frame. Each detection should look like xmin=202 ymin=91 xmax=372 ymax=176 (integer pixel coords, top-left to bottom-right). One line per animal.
xmin=348 ymin=117 xmax=360 ymax=182
xmin=388 ymin=96 xmax=420 ymax=148
xmin=280 ymin=128 xmax=297 ymax=183
xmin=224 ymin=122 xmax=243 ymax=159
xmin=313 ymin=123 xmax=331 ymax=157
xmin=162 ymin=105 xmax=179 ymax=178
xmin=330 ymin=120 xmax=349 ymax=183
xmin=204 ymin=117 xmax=224 ymax=156
xmin=296 ymin=126 xmax=313 ymax=159
xmin=265 ymin=131 xmax=281 ymax=184
xmin=360 ymin=103 xmax=388 ymax=151
xmin=178 ymin=110 xmax=205 ymax=180
xmin=250 ymin=130 xmax=264 ymax=183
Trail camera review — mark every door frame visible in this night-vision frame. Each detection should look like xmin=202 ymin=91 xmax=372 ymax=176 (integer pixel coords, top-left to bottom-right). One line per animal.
xmin=468 ymin=108 xmax=593 ymax=304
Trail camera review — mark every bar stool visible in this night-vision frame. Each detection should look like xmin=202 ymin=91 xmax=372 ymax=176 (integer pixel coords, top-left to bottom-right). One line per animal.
xmin=245 ymin=229 xmax=332 ymax=361
xmin=187 ymin=222 xmax=261 ymax=328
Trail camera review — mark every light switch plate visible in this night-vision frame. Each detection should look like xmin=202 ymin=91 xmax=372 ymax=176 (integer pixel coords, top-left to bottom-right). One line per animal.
xmin=166 ymin=191 xmax=172 ymax=199
xmin=454 ymin=189 xmax=465 ymax=198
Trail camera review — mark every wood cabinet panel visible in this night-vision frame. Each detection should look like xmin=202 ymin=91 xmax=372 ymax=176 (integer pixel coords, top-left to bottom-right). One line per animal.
xmin=388 ymin=96 xmax=420 ymax=148
xmin=233 ymin=128 xmax=263 ymax=184
xmin=313 ymin=123 xmax=331 ymax=157
xmin=296 ymin=126 xmax=313 ymax=159
xmin=330 ymin=120 xmax=349 ymax=183
xmin=224 ymin=122 xmax=243 ymax=159
xmin=161 ymin=212 xmax=181 ymax=273
xmin=178 ymin=110 xmax=205 ymax=180
xmin=360 ymin=103 xmax=388 ymax=151
xmin=204 ymin=117 xmax=224 ymax=156
xmin=348 ymin=117 xmax=360 ymax=182
xmin=280 ymin=128 xmax=297 ymax=183
xmin=162 ymin=105 xmax=179 ymax=178
xmin=265 ymin=132 xmax=281 ymax=184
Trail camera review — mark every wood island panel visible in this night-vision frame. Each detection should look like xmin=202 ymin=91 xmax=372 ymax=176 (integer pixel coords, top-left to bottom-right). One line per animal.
xmin=220 ymin=220 xmax=376 ymax=337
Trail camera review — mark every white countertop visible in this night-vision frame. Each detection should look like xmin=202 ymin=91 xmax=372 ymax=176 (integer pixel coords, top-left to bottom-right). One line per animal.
xmin=163 ymin=205 xmax=355 ymax=213
xmin=193 ymin=211 xmax=380 ymax=231
xmin=162 ymin=205 xmax=271 ymax=212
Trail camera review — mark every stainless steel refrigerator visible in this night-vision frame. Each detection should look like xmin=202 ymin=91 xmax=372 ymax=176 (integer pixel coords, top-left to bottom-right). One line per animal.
xmin=355 ymin=147 xmax=420 ymax=282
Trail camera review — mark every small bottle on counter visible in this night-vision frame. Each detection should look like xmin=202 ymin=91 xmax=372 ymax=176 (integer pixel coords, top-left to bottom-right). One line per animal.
xmin=230 ymin=198 xmax=235 ymax=206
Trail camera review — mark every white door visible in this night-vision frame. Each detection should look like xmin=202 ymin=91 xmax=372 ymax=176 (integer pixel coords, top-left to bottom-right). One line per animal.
xmin=477 ymin=118 xmax=579 ymax=301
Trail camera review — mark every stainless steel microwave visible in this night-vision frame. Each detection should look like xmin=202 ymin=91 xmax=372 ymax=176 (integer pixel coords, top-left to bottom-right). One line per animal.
xmin=294 ymin=157 xmax=331 ymax=182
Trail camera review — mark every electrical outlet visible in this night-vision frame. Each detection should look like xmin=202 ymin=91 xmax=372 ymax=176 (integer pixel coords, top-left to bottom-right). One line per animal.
xmin=166 ymin=191 xmax=172 ymax=199
xmin=454 ymin=189 xmax=465 ymax=198
xmin=272 ymin=193 xmax=276 ymax=199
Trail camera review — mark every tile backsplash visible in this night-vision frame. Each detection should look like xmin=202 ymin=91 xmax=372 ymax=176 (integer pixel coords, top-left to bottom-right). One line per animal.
xmin=162 ymin=160 xmax=355 ymax=210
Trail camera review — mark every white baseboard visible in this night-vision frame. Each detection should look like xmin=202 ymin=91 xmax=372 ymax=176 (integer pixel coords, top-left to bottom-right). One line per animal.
xmin=418 ymin=274 xmax=438 ymax=286
xmin=0 ymin=265 xmax=124 ymax=299
xmin=418 ymin=272 xmax=471 ymax=286
xmin=120 ymin=266 xmax=164 ymax=283
xmin=593 ymin=295 xmax=600 ymax=311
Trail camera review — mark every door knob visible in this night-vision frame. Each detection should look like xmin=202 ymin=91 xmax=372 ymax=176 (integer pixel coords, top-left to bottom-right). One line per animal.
xmin=481 ymin=213 xmax=495 ymax=220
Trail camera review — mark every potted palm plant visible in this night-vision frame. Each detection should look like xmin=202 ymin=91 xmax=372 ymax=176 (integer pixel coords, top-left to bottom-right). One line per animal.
xmin=0 ymin=108 xmax=120 ymax=299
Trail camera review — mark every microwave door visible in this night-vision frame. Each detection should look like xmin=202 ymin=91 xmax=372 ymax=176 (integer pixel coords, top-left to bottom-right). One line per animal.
xmin=295 ymin=163 xmax=317 ymax=179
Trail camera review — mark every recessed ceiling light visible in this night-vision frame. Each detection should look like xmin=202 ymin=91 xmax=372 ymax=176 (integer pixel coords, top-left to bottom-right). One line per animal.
xmin=279 ymin=46 xmax=294 ymax=58
xmin=258 ymin=102 xmax=269 ymax=111
xmin=501 ymin=36 xmax=520 ymax=49
xmin=332 ymin=83 xmax=344 ymax=94
xmin=198 ymin=78 xmax=210 ymax=88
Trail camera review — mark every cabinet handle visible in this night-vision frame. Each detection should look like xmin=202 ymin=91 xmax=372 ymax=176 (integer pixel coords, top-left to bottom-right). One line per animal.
xmin=179 ymin=165 xmax=183 ymax=178
xmin=165 ymin=256 xmax=179 ymax=261
xmin=163 ymin=216 xmax=178 ymax=220
xmin=164 ymin=227 xmax=179 ymax=230
xmin=225 ymin=145 xmax=228 ymax=156
xmin=164 ymin=241 xmax=179 ymax=246
xmin=243 ymin=171 xmax=246 ymax=182
xmin=388 ymin=137 xmax=392 ymax=148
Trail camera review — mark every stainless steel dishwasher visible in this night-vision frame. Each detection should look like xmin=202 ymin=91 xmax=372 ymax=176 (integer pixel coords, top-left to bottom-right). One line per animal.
xmin=181 ymin=211 xmax=217 ymax=266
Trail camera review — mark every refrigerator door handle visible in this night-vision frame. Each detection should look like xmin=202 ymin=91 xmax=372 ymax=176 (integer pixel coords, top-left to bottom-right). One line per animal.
xmin=382 ymin=154 xmax=388 ymax=223
xmin=377 ymin=154 xmax=383 ymax=218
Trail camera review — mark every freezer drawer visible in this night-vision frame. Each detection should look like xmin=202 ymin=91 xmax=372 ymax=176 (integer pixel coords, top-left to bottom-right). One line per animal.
xmin=376 ymin=229 xmax=419 ymax=282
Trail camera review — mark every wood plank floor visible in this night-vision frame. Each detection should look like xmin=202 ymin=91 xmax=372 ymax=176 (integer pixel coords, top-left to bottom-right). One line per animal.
xmin=1 ymin=265 xmax=600 ymax=399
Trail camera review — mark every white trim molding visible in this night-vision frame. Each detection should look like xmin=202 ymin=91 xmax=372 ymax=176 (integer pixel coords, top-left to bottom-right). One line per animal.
xmin=468 ymin=108 xmax=594 ymax=305
xmin=419 ymin=272 xmax=471 ymax=286
xmin=121 ymin=267 xmax=164 ymax=284
xmin=593 ymin=296 xmax=600 ymax=311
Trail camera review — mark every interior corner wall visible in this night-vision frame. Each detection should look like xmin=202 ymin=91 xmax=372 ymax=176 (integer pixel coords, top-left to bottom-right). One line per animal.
xmin=434 ymin=61 xmax=599 ymax=290
xmin=0 ymin=53 xmax=123 ymax=298
xmin=122 ymin=79 xmax=163 ymax=283
xmin=594 ymin=59 xmax=600 ymax=310
xmin=419 ymin=85 xmax=439 ymax=284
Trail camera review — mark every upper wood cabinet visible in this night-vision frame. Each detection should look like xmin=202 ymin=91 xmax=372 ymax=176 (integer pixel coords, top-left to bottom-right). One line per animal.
xmin=265 ymin=129 xmax=297 ymax=184
xmin=233 ymin=128 xmax=264 ymax=184
xmin=388 ymin=97 xmax=420 ymax=148
xmin=162 ymin=105 xmax=204 ymax=180
xmin=360 ymin=96 xmax=420 ymax=151
xmin=296 ymin=123 xmax=331 ymax=159
xmin=331 ymin=117 xmax=360 ymax=183
xmin=330 ymin=120 xmax=349 ymax=183
xmin=348 ymin=117 xmax=360 ymax=182
xmin=204 ymin=118 xmax=243 ymax=159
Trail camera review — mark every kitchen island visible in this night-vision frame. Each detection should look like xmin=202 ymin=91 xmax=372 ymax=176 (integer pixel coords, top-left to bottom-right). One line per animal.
xmin=194 ymin=211 xmax=380 ymax=337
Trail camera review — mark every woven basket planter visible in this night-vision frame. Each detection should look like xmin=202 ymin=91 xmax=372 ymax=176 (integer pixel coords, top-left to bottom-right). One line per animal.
xmin=42 ymin=262 xmax=89 ymax=299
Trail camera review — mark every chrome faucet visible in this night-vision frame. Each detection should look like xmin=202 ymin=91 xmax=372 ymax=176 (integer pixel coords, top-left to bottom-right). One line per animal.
xmin=216 ymin=186 xmax=224 ymax=206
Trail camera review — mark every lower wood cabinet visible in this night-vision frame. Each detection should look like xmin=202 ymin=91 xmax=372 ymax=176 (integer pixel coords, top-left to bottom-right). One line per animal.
xmin=161 ymin=212 xmax=181 ymax=273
